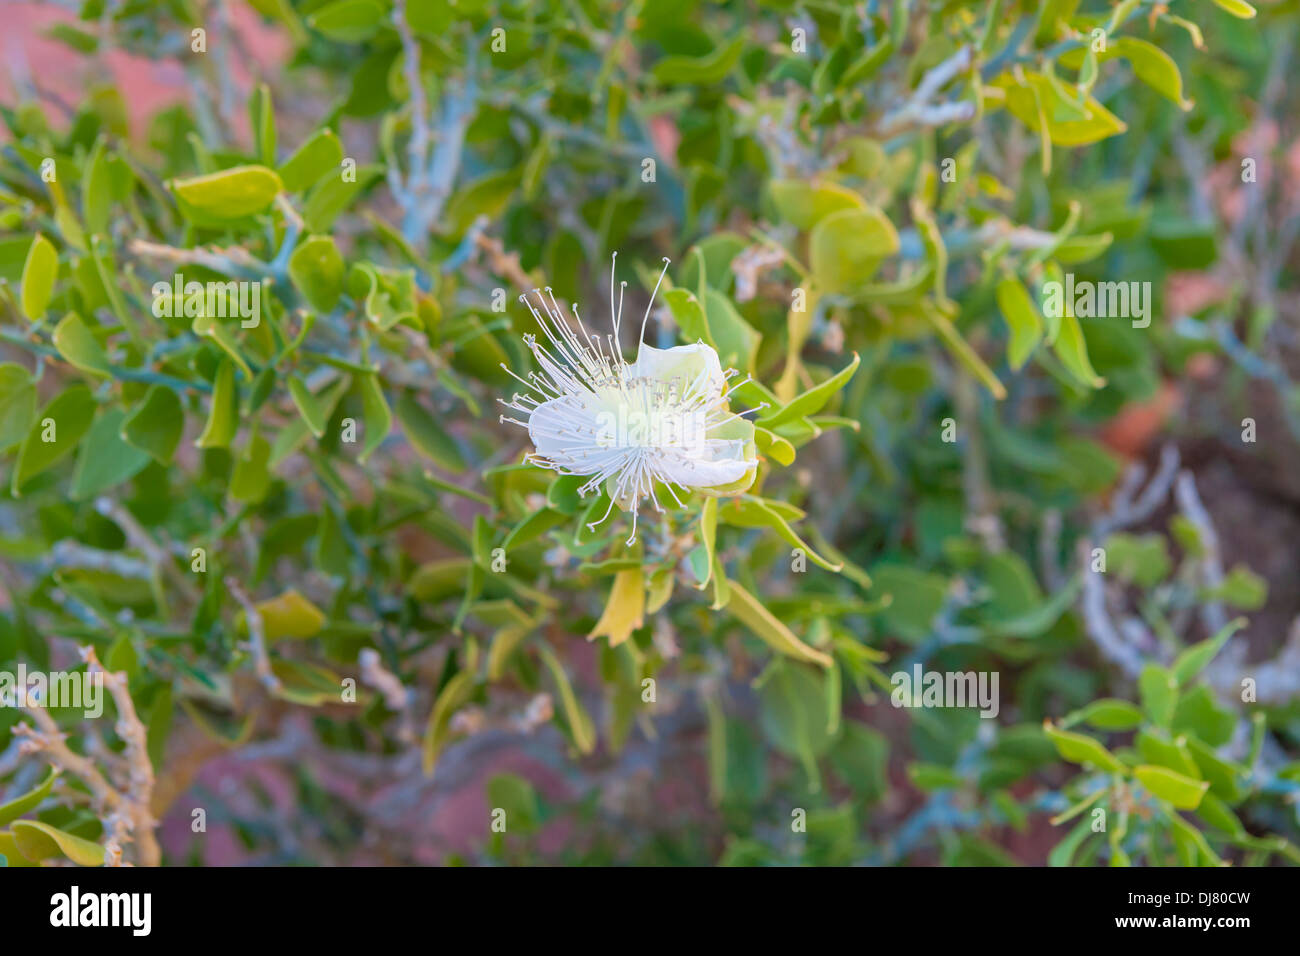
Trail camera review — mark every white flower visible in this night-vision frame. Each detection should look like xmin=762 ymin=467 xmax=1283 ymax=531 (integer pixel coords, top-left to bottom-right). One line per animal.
xmin=499 ymin=254 xmax=761 ymax=544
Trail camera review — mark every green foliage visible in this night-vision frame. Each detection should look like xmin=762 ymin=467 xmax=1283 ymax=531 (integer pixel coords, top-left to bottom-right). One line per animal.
xmin=0 ymin=0 xmax=1296 ymax=867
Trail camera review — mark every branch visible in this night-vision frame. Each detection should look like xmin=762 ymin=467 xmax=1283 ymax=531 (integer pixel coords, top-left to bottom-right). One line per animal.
xmin=227 ymin=578 xmax=282 ymax=693
xmin=876 ymin=46 xmax=975 ymax=137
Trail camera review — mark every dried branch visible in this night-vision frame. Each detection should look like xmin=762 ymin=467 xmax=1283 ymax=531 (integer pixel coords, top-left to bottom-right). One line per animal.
xmin=13 ymin=647 xmax=161 ymax=865
xmin=875 ymin=46 xmax=976 ymax=137
xmin=227 ymin=578 xmax=282 ymax=693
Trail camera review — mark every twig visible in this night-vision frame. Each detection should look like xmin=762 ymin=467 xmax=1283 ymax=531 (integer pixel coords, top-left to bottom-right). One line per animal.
xmin=95 ymin=497 xmax=193 ymax=598
xmin=360 ymin=648 xmax=416 ymax=743
xmin=391 ymin=2 xmax=477 ymax=248
xmin=1078 ymin=445 xmax=1181 ymax=677
xmin=128 ymin=238 xmax=268 ymax=279
xmin=1173 ymin=471 xmax=1229 ymax=637
xmin=876 ymin=46 xmax=975 ymax=137
xmin=227 ymin=578 xmax=282 ymax=693
xmin=83 ymin=646 xmax=160 ymax=867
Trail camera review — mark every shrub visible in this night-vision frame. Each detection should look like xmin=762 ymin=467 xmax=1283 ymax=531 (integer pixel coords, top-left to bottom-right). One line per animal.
xmin=0 ymin=0 xmax=1297 ymax=867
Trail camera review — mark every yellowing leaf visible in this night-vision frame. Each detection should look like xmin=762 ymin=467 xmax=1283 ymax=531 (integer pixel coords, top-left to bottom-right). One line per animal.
xmin=538 ymin=645 xmax=596 ymax=754
xmin=1135 ymin=764 xmax=1210 ymax=810
xmin=422 ymin=670 xmax=476 ymax=776
xmin=10 ymin=820 xmax=104 ymax=866
xmin=768 ymin=179 xmax=866 ymax=230
xmin=999 ymin=72 xmax=1127 ymax=146
xmin=810 ymin=207 xmax=900 ymax=293
xmin=252 ymin=589 xmax=326 ymax=640
xmin=20 ymin=233 xmax=58 ymax=321
xmin=1043 ymin=722 xmax=1126 ymax=773
xmin=589 ymin=568 xmax=645 ymax=647
xmin=171 ymin=165 xmax=283 ymax=221
xmin=728 ymin=581 xmax=833 ymax=668
xmin=1211 ymin=0 xmax=1256 ymax=17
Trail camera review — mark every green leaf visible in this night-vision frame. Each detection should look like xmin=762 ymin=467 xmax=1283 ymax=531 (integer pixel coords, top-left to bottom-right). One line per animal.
xmin=701 ymin=288 xmax=760 ymax=374
xmin=1069 ymin=699 xmax=1144 ymax=731
xmin=754 ymin=426 xmax=796 ymax=465
xmin=1134 ymin=764 xmax=1209 ymax=810
xmin=70 ymin=408 xmax=151 ymax=499
xmin=870 ymin=562 xmax=948 ymax=641
xmin=829 ymin=722 xmax=889 ymax=802
xmin=171 ymin=165 xmax=283 ymax=221
xmin=1206 ymin=566 xmax=1267 ymax=610
xmin=486 ymin=773 xmax=541 ymax=834
xmin=304 ymin=163 xmax=383 ymax=232
xmin=923 ymin=303 xmax=1007 ymax=399
xmin=663 ymin=287 xmax=712 ymax=349
xmin=1110 ymin=38 xmax=1192 ymax=110
xmin=768 ymin=179 xmax=866 ymax=230
xmin=278 ymin=128 xmax=344 ymax=193
xmin=20 ymin=233 xmax=58 ymax=321
xmin=1043 ymin=722 xmax=1126 ymax=773
xmin=396 ymin=391 xmax=464 ymax=471
xmin=308 ymin=0 xmax=386 ymax=42
xmin=908 ymin=762 xmax=965 ymax=790
xmin=757 ymin=662 xmax=838 ymax=789
xmin=82 ymin=137 xmax=112 ymax=235
xmin=1185 ymin=737 xmax=1248 ymax=803
xmin=1049 ymin=816 xmax=1094 ymax=867
xmin=356 ymin=372 xmax=391 ymax=463
xmin=1139 ymin=664 xmax=1179 ymax=727
xmin=502 ymin=508 xmax=569 ymax=551
xmin=1052 ymin=311 xmax=1104 ymax=388
xmin=995 ymin=274 xmax=1043 ymax=370
xmin=999 ymin=72 xmax=1127 ymax=146
xmin=52 ymin=312 xmax=110 ymax=377
xmin=405 ymin=0 xmax=455 ymax=36
xmin=652 ymin=35 xmax=745 ymax=84
xmin=0 ymin=831 xmax=36 ymax=867
xmin=195 ymin=359 xmax=239 ymax=449
xmin=288 ymin=235 xmax=345 ymax=312
xmin=0 ymin=768 xmax=58 ymax=827
xmin=718 ymin=497 xmax=842 ymax=571
xmin=10 ymin=819 xmax=104 ymax=866
xmin=1105 ymin=533 xmax=1170 ymax=587
xmin=250 ymin=83 xmax=276 ymax=167
xmin=759 ymin=352 xmax=859 ymax=428
xmin=12 ymin=384 xmax=96 ymax=494
xmin=1196 ymin=792 xmax=1245 ymax=836
xmin=230 ymin=431 xmax=273 ymax=503
xmin=1171 ymin=617 xmax=1246 ymax=685
xmin=121 ymin=385 xmax=184 ymax=464
xmin=0 ymin=363 xmax=37 ymax=450
xmin=288 ymin=374 xmax=332 ymax=438
xmin=1172 ymin=685 xmax=1235 ymax=747
xmin=809 ymin=207 xmax=899 ymax=293
xmin=246 ymin=0 xmax=309 ymax=43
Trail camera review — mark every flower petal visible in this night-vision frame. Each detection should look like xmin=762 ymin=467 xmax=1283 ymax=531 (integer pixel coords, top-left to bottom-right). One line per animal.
xmin=629 ymin=342 xmax=725 ymax=397
xmin=527 ymin=392 xmax=605 ymax=462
